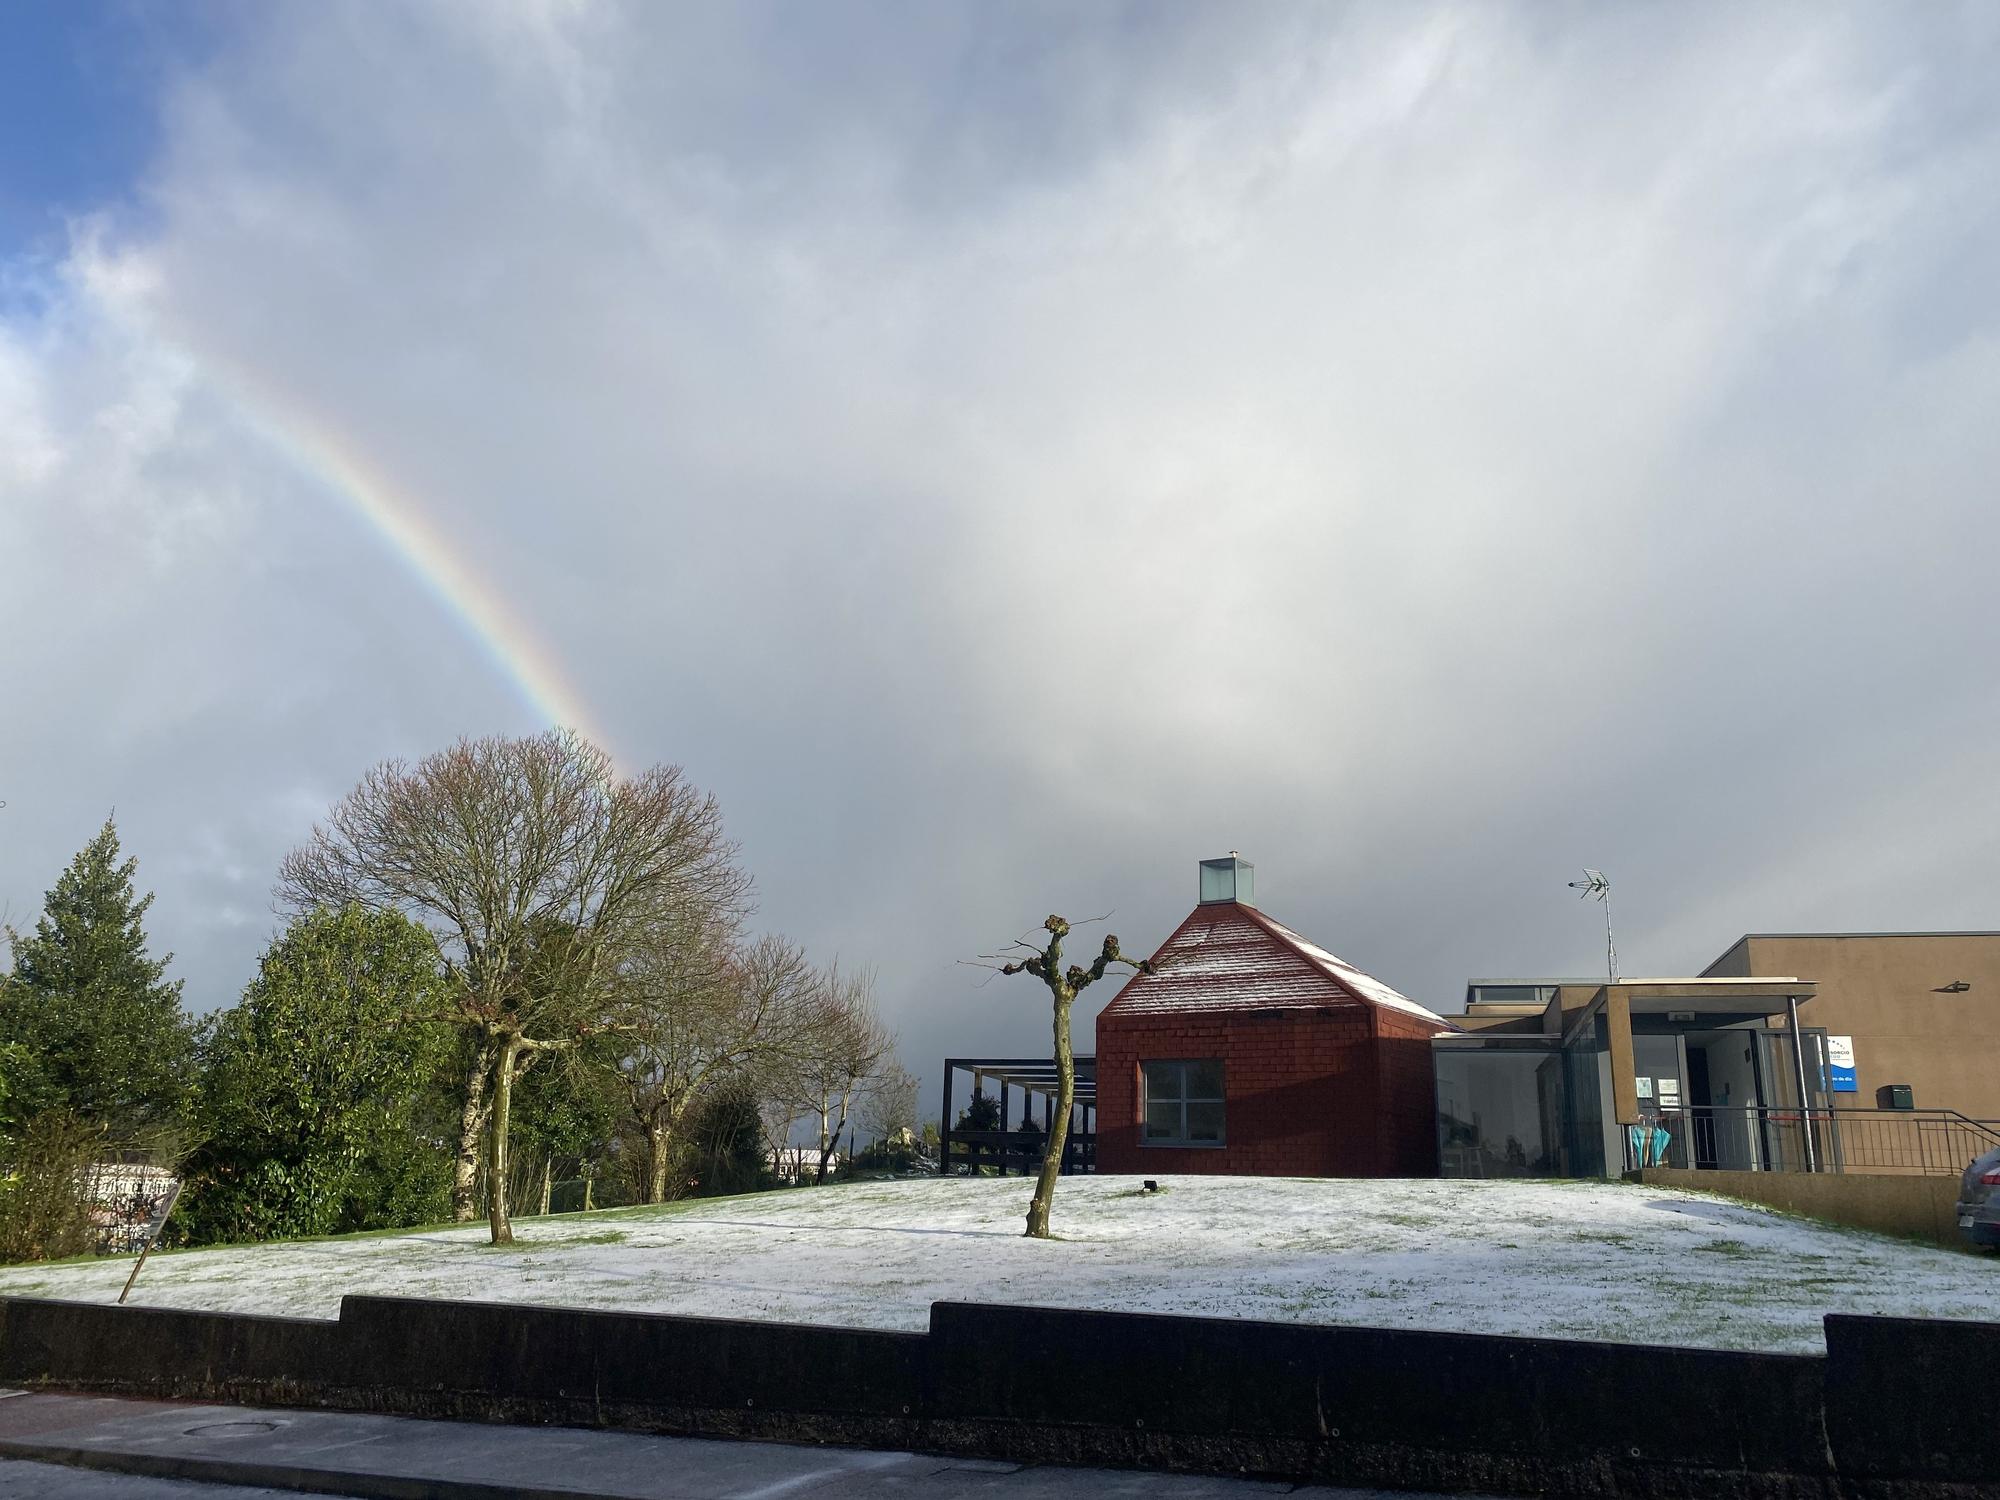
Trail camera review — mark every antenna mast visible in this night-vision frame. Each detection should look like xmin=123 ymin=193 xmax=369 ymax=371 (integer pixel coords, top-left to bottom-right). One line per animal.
xmin=1568 ymin=868 xmax=1617 ymax=983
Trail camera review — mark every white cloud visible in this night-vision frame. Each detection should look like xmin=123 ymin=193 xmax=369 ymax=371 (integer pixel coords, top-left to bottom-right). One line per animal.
xmin=3 ymin=2 xmax=1998 ymax=1084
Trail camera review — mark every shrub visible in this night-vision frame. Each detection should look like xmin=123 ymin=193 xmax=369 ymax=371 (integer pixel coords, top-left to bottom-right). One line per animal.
xmin=0 ymin=1112 xmax=103 ymax=1263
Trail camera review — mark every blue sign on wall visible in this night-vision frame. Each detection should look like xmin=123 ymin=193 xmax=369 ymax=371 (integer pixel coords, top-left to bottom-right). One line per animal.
xmin=1826 ymin=1035 xmax=1858 ymax=1093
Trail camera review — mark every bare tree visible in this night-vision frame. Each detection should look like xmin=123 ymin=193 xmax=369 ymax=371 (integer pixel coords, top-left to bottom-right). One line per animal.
xmin=780 ymin=965 xmax=892 ymax=1185
xmin=861 ymin=1061 xmax=920 ymax=1150
xmin=996 ymin=915 xmax=1151 ymax=1238
xmin=756 ymin=1092 xmax=805 ymax=1184
xmin=277 ymin=731 xmax=751 ymax=1244
xmin=617 ymin=927 xmax=818 ymax=1203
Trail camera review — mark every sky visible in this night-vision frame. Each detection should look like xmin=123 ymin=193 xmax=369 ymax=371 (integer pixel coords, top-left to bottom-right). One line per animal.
xmin=4 ymin=2 xmax=1999 ymax=1115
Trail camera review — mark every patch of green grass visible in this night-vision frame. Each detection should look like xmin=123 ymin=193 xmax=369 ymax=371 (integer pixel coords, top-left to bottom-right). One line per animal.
xmin=547 ymin=1230 xmax=628 ymax=1248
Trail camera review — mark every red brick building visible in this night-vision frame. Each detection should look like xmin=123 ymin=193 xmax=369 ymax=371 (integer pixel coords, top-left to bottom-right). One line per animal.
xmin=1095 ymin=856 xmax=1456 ymax=1178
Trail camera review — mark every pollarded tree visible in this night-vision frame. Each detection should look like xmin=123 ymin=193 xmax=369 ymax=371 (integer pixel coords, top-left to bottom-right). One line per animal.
xmin=180 ymin=904 xmax=454 ymax=1244
xmin=2 ymin=817 xmax=193 ymax=1138
xmin=277 ymin=731 xmax=752 ymax=1245
xmin=996 ymin=915 xmax=1151 ymax=1238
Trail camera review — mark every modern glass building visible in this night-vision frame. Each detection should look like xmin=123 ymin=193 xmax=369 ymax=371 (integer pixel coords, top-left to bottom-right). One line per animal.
xmin=1433 ymin=977 xmax=1831 ymax=1178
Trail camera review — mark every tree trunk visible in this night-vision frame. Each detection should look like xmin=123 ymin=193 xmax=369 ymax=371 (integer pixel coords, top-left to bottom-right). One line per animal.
xmin=1025 ymin=991 xmax=1074 ymax=1239
xmin=538 ymin=1160 xmax=552 ymax=1217
xmin=647 ymin=1125 xmax=672 ymax=1204
xmin=452 ymin=1038 xmax=497 ymax=1222
xmin=487 ymin=1034 xmax=523 ymax=1245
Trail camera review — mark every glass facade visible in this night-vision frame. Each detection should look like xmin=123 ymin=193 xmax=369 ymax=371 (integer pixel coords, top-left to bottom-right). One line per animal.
xmin=1560 ymin=1013 xmax=1611 ymax=1177
xmin=1441 ymin=1006 xmax=1836 ymax=1179
xmin=1143 ymin=1059 xmax=1225 ymax=1146
xmin=1434 ymin=1041 xmax=1566 ymax=1177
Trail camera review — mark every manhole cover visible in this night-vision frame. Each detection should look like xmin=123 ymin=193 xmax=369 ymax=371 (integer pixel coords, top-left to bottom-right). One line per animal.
xmin=184 ymin=1421 xmax=283 ymax=1436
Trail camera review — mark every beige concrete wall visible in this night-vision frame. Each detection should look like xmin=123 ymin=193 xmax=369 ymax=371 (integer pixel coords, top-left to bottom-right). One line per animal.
xmin=1640 ymin=1167 xmax=1968 ymax=1248
xmin=1731 ymin=935 xmax=2000 ymax=1121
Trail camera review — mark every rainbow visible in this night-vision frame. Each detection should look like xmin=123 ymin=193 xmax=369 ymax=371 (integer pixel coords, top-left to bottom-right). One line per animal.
xmin=179 ymin=345 xmax=615 ymax=763
xmin=254 ymin=400 xmax=611 ymax=755
xmin=84 ymin=263 xmax=616 ymax=762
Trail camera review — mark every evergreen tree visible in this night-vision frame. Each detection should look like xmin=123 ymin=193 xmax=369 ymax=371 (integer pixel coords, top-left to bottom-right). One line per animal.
xmin=1 ymin=817 xmax=192 ymax=1136
xmin=505 ymin=1034 xmax=623 ymax=1216
xmin=685 ymin=1079 xmax=770 ymax=1198
xmin=178 ymin=905 xmax=454 ymax=1244
xmin=956 ymin=1089 xmax=1001 ymax=1132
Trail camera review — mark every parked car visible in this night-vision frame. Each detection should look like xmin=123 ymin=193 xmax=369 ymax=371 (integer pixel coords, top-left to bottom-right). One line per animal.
xmin=1957 ymin=1144 xmax=2000 ymax=1250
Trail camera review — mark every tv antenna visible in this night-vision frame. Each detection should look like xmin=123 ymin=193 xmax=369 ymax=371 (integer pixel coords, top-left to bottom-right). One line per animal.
xmin=1567 ymin=868 xmax=1618 ymax=983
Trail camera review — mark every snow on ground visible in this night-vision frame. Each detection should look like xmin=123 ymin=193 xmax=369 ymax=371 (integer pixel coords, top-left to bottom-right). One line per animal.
xmin=1 ymin=1176 xmax=1992 ymax=1354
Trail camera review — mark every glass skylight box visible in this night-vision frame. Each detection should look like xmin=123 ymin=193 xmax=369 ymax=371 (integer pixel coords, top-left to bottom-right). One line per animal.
xmin=1198 ymin=854 xmax=1254 ymax=906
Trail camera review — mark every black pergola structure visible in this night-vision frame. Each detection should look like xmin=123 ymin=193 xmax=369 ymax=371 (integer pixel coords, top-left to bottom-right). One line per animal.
xmin=939 ymin=1056 xmax=1097 ymax=1177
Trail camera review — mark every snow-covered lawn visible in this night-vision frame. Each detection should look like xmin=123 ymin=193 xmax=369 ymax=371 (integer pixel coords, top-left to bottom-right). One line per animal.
xmin=1 ymin=1176 xmax=1991 ymax=1354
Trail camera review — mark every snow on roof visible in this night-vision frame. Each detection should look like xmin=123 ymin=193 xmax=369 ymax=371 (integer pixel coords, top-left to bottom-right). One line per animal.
xmin=1246 ymin=909 xmax=1453 ymax=1026
xmin=1101 ymin=902 xmax=1454 ymax=1029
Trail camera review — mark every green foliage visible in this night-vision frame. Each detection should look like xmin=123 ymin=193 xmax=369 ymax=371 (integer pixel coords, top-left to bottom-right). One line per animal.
xmin=0 ymin=1111 xmax=103 ymax=1263
xmin=0 ymin=1034 xmax=31 ymax=1140
xmin=682 ymin=1080 xmax=770 ymax=1199
xmin=956 ymin=1089 xmax=1001 ymax=1132
xmin=502 ymin=1036 xmax=624 ymax=1209
xmin=177 ymin=905 xmax=454 ymax=1244
xmin=1 ymin=818 xmax=193 ymax=1136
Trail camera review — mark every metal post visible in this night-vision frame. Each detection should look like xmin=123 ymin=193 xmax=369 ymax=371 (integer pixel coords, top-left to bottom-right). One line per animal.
xmin=119 ymin=1182 xmax=181 ymax=1305
xmin=939 ymin=1062 xmax=954 ymax=1177
xmin=1601 ymin=883 xmax=1618 ymax=984
xmin=998 ymin=1081 xmax=1011 ymax=1175
xmin=1786 ymin=995 xmax=1817 ymax=1172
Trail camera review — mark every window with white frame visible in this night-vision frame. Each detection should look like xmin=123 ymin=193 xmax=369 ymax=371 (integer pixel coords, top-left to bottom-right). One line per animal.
xmin=1142 ymin=1059 xmax=1225 ymax=1147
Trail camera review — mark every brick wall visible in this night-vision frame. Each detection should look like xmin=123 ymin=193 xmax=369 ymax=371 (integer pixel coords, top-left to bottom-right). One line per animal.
xmin=1374 ymin=1012 xmax=1445 ymax=1176
xmin=1097 ymin=1008 xmax=1405 ymax=1176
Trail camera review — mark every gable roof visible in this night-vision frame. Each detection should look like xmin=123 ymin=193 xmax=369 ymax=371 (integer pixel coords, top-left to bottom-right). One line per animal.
xmin=1099 ymin=901 xmax=1455 ymax=1029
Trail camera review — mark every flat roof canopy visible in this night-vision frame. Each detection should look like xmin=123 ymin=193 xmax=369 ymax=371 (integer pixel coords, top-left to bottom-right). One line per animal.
xmin=1611 ymin=978 xmax=1814 ymax=1017
xmin=943 ymin=1056 xmax=1096 ymax=1105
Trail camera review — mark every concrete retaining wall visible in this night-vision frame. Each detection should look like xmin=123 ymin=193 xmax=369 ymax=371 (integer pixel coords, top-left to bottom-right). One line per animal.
xmin=3 ymin=1293 xmax=1993 ymax=1499
xmin=1639 ymin=1169 xmax=1965 ymax=1247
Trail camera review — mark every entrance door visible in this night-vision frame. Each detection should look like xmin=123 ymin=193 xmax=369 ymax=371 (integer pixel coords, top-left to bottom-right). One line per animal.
xmin=1688 ymin=1031 xmax=1762 ymax=1170
xmin=1686 ymin=1044 xmax=1716 ymax=1168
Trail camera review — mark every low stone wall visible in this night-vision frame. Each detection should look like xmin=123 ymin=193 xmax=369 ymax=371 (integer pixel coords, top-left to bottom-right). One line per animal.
xmin=1639 ymin=1168 xmax=1965 ymax=1247
xmin=2 ymin=1292 xmax=1994 ymax=1499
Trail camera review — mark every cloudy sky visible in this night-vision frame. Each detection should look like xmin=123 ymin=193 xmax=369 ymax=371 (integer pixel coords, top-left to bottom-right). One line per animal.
xmin=4 ymin=2 xmax=1997 ymax=1104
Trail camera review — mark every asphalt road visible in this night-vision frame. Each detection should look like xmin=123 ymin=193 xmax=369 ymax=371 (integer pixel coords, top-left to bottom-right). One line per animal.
xmin=0 ymin=1389 xmax=1485 ymax=1499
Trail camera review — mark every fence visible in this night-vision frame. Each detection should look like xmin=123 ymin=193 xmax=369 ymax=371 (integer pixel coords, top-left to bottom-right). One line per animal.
xmin=940 ymin=1127 xmax=1094 ymax=1177
xmin=1621 ymin=1106 xmax=2000 ymax=1176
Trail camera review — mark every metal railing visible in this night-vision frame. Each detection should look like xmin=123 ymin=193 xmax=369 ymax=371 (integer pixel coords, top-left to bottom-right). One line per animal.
xmin=1622 ymin=1106 xmax=2000 ymax=1177
xmin=941 ymin=1128 xmax=1094 ymax=1177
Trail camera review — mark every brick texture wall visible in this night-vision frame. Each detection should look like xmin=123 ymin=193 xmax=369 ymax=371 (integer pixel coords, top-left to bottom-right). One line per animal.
xmin=1096 ymin=1008 xmax=1429 ymax=1177
xmin=1375 ymin=1012 xmax=1444 ymax=1176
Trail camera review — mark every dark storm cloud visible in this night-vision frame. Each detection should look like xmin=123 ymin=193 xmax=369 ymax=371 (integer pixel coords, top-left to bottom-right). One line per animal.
xmin=3 ymin=2 xmax=1998 ymax=1102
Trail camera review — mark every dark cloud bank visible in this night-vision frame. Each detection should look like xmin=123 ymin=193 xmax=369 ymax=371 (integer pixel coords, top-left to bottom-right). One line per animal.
xmin=3 ymin=3 xmax=1998 ymax=1105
